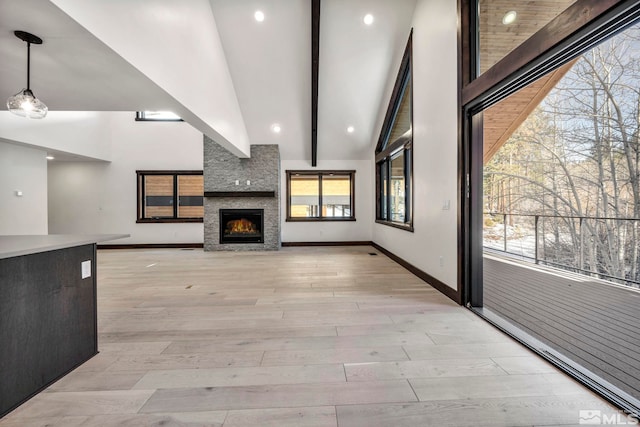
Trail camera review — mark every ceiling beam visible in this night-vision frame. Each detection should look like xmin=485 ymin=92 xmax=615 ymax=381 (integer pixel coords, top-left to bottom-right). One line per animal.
xmin=311 ymin=0 xmax=320 ymax=167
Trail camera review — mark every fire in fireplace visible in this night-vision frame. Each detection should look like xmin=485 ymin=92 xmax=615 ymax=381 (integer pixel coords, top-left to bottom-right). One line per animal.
xmin=219 ymin=209 xmax=264 ymax=244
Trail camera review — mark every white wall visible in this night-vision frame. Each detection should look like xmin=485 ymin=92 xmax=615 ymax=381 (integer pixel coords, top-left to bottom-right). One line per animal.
xmin=281 ymin=160 xmax=373 ymax=242
xmin=0 ymin=112 xmax=112 ymax=161
xmin=0 ymin=142 xmax=48 ymax=235
xmin=372 ymin=0 xmax=459 ymax=290
xmin=48 ymin=112 xmax=204 ymax=244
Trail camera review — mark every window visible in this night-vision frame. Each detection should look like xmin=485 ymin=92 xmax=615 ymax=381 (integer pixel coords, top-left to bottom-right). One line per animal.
xmin=286 ymin=171 xmax=355 ymax=221
xmin=136 ymin=171 xmax=203 ymax=223
xmin=375 ymin=31 xmax=413 ymax=231
xmin=135 ymin=111 xmax=183 ymax=121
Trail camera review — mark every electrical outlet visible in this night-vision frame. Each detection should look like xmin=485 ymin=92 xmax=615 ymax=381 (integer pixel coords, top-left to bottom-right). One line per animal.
xmin=439 ymin=256 xmax=444 ymax=267
xmin=81 ymin=260 xmax=91 ymax=279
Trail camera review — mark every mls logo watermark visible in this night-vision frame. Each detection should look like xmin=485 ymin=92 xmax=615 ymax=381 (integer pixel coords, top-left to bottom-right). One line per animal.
xmin=579 ymin=410 xmax=639 ymax=425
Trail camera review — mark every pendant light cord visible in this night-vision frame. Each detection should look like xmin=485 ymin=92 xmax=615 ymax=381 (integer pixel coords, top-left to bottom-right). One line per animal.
xmin=26 ymin=41 xmax=31 ymax=90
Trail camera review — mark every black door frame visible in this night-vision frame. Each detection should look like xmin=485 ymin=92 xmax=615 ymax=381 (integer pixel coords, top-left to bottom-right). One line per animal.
xmin=459 ymin=0 xmax=640 ymax=415
xmin=460 ymin=0 xmax=640 ymax=309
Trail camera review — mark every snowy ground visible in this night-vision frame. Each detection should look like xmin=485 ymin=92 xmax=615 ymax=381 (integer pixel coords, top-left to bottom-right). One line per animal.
xmin=483 ymin=223 xmax=536 ymax=259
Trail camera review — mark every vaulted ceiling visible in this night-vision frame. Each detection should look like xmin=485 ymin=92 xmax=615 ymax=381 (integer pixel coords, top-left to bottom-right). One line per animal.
xmin=1 ymin=0 xmax=584 ymax=164
xmin=0 ymin=0 xmax=416 ymax=161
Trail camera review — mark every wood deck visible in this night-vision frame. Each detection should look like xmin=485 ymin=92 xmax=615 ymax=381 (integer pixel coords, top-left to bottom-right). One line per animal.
xmin=484 ymin=254 xmax=640 ymax=401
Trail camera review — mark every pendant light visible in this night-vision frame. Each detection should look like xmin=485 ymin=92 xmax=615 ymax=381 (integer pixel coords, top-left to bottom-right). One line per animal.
xmin=6 ymin=31 xmax=48 ymax=119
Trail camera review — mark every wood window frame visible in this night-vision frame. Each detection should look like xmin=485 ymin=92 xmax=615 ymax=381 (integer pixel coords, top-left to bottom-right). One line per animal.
xmin=460 ymin=0 xmax=640 ymax=104
xmin=286 ymin=170 xmax=356 ymax=222
xmin=136 ymin=170 xmax=203 ymax=223
xmin=375 ymin=30 xmax=414 ymax=232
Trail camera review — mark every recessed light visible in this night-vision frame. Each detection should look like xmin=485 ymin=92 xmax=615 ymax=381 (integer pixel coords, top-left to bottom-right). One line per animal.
xmin=254 ymin=10 xmax=265 ymax=22
xmin=363 ymin=14 xmax=374 ymax=25
xmin=347 ymin=126 xmax=355 ymax=133
xmin=46 ymin=155 xmax=54 ymax=160
xmin=271 ymin=123 xmax=281 ymax=133
xmin=502 ymin=10 xmax=517 ymax=25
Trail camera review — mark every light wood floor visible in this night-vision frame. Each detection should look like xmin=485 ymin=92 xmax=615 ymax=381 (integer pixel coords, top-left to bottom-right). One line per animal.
xmin=0 ymin=246 xmax=618 ymax=426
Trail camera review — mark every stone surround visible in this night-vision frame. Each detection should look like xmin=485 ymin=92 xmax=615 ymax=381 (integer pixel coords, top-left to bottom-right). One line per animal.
xmin=203 ymin=137 xmax=280 ymax=251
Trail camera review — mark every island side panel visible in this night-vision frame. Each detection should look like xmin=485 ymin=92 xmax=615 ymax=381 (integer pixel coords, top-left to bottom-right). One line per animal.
xmin=0 ymin=243 xmax=97 ymax=417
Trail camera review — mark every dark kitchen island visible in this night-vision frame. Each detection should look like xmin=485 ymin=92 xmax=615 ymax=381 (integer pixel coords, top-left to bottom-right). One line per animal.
xmin=0 ymin=234 xmax=127 ymax=418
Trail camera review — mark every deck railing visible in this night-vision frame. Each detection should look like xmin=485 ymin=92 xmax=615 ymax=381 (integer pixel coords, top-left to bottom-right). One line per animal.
xmin=483 ymin=212 xmax=640 ymax=288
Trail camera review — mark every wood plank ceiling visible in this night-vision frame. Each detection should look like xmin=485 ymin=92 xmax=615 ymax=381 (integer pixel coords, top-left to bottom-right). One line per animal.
xmin=480 ymin=0 xmax=578 ymax=163
xmin=483 ymin=59 xmax=577 ymax=163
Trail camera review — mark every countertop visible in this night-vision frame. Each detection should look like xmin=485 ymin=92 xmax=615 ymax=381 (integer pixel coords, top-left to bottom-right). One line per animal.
xmin=0 ymin=234 xmax=129 ymax=259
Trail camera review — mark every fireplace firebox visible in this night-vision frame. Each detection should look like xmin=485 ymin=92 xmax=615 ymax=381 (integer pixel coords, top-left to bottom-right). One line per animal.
xmin=219 ymin=209 xmax=264 ymax=244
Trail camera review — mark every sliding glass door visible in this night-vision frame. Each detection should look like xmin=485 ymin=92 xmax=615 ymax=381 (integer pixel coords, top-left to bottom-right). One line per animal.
xmin=462 ymin=0 xmax=640 ymax=414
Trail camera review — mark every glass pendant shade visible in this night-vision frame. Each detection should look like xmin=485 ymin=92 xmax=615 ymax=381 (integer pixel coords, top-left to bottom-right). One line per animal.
xmin=6 ymin=31 xmax=47 ymax=119
xmin=7 ymin=88 xmax=48 ymax=119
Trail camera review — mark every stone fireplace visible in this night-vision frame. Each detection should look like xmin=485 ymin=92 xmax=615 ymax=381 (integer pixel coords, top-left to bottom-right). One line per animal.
xmin=203 ymin=138 xmax=280 ymax=251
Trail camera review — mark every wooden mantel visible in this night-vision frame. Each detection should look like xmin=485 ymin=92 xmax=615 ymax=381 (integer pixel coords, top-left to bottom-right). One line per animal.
xmin=204 ymin=191 xmax=276 ymax=198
